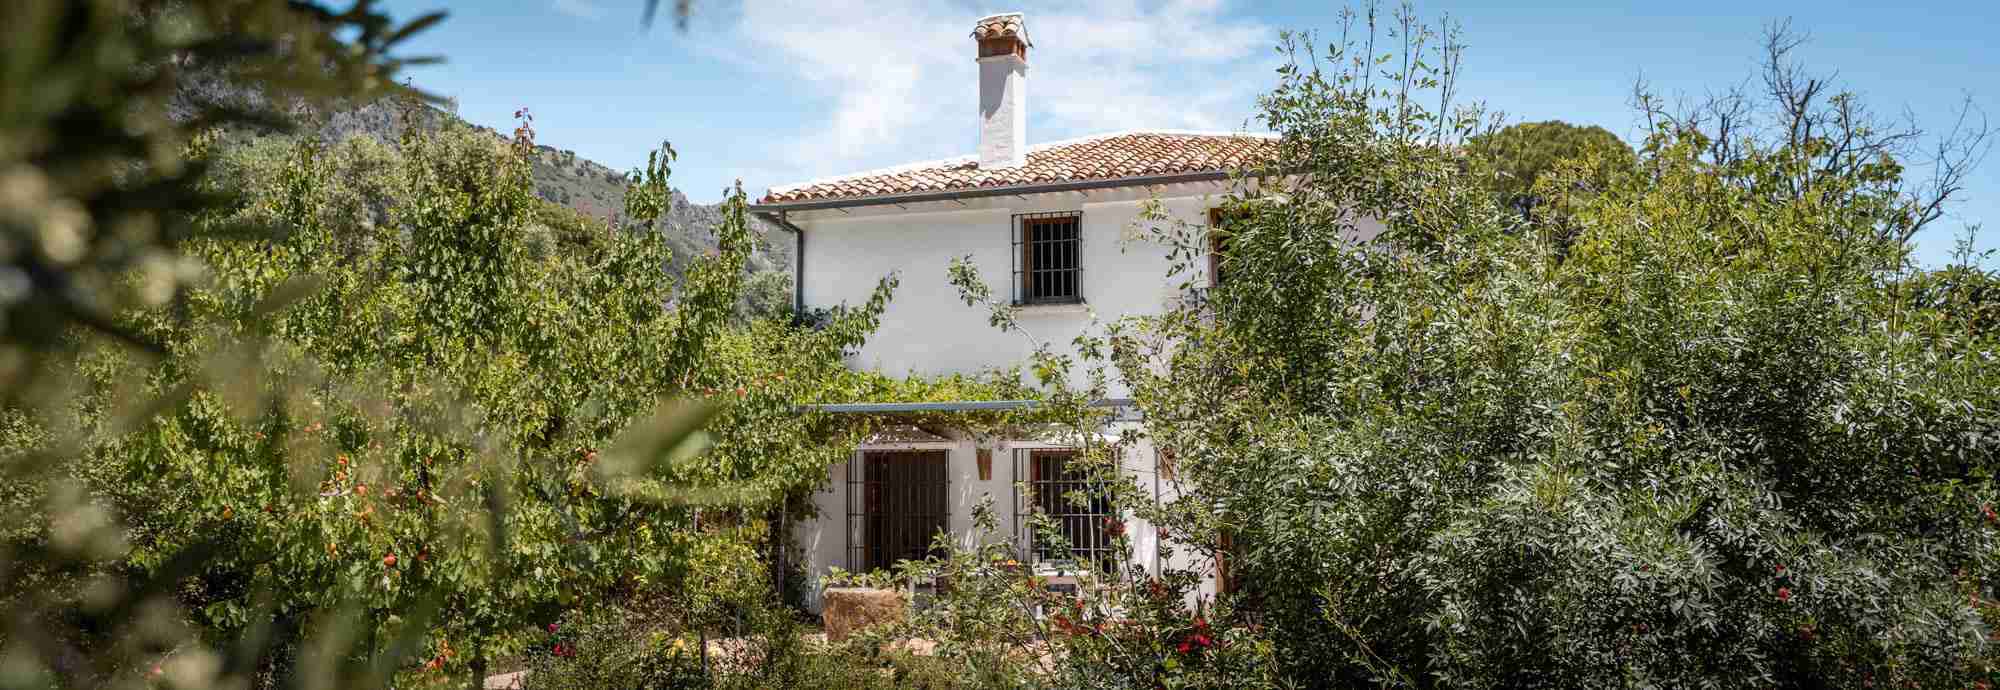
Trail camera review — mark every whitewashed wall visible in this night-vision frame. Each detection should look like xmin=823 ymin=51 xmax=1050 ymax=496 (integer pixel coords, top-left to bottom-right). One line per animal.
xmin=791 ymin=182 xmax=1240 ymax=396
xmin=782 ymin=181 xmax=1384 ymax=611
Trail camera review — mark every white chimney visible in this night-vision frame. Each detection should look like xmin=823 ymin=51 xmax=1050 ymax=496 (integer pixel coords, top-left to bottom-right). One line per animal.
xmin=973 ymin=13 xmax=1030 ymax=169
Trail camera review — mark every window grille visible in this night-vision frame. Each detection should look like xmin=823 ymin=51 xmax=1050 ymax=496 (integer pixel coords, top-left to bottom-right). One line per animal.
xmin=1011 ymin=211 xmax=1083 ymax=305
xmin=1013 ymin=448 xmax=1117 ymax=572
xmin=845 ymin=450 xmax=950 ymax=572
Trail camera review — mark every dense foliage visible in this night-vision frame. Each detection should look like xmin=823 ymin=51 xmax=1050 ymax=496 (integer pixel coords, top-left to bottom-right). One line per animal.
xmin=0 ymin=102 xmax=898 ymax=686
xmin=1107 ymin=14 xmax=2000 ymax=690
xmin=7 ymin=2 xmax=1997 ymax=689
xmin=1463 ymin=120 xmax=1634 ymax=220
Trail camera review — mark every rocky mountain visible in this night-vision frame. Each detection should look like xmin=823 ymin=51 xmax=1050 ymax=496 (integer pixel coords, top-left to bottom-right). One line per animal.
xmin=173 ymin=69 xmax=790 ymax=279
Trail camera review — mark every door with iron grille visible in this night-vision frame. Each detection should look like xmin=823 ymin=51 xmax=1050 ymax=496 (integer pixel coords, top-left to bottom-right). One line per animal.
xmin=1016 ymin=449 xmax=1117 ymax=572
xmin=846 ymin=450 xmax=950 ymax=572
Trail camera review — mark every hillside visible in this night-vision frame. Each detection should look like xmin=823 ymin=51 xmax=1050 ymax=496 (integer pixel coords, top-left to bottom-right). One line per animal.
xmin=314 ymin=96 xmax=792 ymax=276
xmin=172 ymin=69 xmax=790 ymax=279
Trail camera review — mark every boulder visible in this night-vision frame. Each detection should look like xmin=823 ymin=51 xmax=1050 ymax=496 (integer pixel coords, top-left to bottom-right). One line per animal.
xmin=821 ymin=587 xmax=907 ymax=641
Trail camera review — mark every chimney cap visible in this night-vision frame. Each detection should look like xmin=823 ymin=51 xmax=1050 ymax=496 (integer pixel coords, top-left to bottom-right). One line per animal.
xmin=971 ymin=12 xmax=1030 ymax=47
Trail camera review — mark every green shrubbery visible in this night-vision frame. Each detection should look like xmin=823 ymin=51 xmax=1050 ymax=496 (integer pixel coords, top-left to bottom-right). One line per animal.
xmin=1103 ymin=12 xmax=2000 ymax=690
xmin=5 ymin=2 xmax=1996 ymax=689
xmin=0 ymin=73 xmax=907 ymax=684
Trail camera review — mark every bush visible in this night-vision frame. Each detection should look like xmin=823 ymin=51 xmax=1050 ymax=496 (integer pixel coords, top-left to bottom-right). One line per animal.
xmin=1106 ymin=12 xmax=2000 ymax=689
xmin=521 ymin=609 xmax=707 ymax=690
xmin=828 ymin=500 xmax=1283 ymax=690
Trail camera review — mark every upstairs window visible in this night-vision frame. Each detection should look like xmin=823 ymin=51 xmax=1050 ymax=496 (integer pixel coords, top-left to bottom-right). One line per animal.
xmin=1013 ymin=212 xmax=1083 ymax=304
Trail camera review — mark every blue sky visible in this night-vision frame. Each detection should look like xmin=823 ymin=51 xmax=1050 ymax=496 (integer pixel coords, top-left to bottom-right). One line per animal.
xmin=377 ymin=0 xmax=1996 ymax=266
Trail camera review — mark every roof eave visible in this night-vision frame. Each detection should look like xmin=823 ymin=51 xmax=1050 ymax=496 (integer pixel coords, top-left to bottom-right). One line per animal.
xmin=749 ymin=169 xmax=1243 ymax=214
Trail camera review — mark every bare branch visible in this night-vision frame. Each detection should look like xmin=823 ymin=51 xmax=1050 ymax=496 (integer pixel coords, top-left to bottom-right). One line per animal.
xmin=1634 ymin=17 xmax=1991 ymax=245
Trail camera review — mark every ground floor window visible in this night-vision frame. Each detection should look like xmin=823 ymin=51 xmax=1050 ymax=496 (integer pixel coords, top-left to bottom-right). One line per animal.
xmin=846 ymin=450 xmax=949 ymax=572
xmin=1018 ymin=449 xmax=1118 ymax=572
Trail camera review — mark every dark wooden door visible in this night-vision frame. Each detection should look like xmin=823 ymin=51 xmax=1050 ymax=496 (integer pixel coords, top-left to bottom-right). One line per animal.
xmin=861 ymin=450 xmax=949 ymax=572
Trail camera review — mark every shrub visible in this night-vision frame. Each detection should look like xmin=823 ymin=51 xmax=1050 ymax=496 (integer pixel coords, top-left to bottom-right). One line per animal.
xmin=1107 ymin=11 xmax=2000 ymax=689
xmin=842 ymin=500 xmax=1283 ymax=690
xmin=520 ymin=610 xmax=706 ymax=690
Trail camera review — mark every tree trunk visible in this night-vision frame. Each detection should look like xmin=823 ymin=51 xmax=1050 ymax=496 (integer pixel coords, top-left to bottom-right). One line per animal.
xmin=768 ymin=504 xmax=786 ymax=603
xmin=469 ymin=651 xmax=486 ymax=690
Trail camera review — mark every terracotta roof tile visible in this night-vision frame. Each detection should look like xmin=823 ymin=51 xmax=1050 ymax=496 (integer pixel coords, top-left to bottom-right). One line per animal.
xmin=971 ymin=13 xmax=1028 ymax=42
xmin=757 ymin=131 xmax=1277 ymax=205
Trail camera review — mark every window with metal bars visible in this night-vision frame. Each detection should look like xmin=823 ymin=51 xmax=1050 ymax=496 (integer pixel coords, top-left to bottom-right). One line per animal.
xmin=1014 ymin=449 xmax=1117 ymax=572
xmin=1012 ymin=212 xmax=1083 ymax=305
xmin=845 ymin=450 xmax=950 ymax=573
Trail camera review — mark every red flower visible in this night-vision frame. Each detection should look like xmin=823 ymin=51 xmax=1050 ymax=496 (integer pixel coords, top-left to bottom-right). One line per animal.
xmin=1777 ymin=587 xmax=1792 ymax=602
xmin=1774 ymin=564 xmax=1785 ymax=575
xmin=547 ymin=623 xmax=560 ymax=634
xmin=1193 ymin=634 xmax=1213 ymax=648
xmin=1176 ymin=640 xmax=1191 ymax=654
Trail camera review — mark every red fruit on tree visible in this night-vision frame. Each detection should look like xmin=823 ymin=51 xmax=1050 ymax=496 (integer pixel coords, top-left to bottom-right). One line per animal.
xmin=382 ymin=553 xmax=397 ymax=568
xmin=1777 ymin=587 xmax=1791 ymax=602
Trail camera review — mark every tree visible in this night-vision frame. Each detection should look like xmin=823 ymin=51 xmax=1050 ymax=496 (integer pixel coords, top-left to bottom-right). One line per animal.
xmin=1634 ymin=18 xmax=1992 ymax=245
xmin=1 ymin=105 xmax=897 ymax=686
xmin=0 ymin=0 xmax=443 ymax=407
xmin=1104 ymin=6 xmax=1999 ymax=687
xmin=1464 ymin=120 xmax=1634 ymax=220
xmin=0 ymin=2 xmax=451 ymax=686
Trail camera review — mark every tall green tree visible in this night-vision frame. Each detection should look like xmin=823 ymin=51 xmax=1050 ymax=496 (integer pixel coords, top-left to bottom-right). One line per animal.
xmin=1464 ymin=120 xmax=1634 ymax=220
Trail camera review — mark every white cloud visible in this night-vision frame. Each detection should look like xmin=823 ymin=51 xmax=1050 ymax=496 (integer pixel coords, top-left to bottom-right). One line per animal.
xmin=552 ymin=0 xmax=604 ymax=20
xmin=728 ymin=0 xmax=1278 ymax=185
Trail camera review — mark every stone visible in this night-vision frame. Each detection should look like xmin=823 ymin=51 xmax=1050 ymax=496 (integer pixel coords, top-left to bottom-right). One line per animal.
xmin=885 ymin=637 xmax=938 ymax=657
xmin=821 ymin=587 xmax=907 ymax=642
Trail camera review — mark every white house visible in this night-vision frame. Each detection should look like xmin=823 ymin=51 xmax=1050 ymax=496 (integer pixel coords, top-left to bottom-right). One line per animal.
xmin=750 ymin=13 xmax=1346 ymax=611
